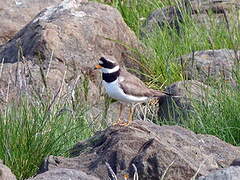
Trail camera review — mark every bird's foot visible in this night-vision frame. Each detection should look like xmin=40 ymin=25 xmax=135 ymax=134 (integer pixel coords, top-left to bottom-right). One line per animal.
xmin=119 ymin=121 xmax=131 ymax=126
xmin=113 ymin=119 xmax=131 ymax=126
xmin=112 ymin=118 xmax=122 ymax=126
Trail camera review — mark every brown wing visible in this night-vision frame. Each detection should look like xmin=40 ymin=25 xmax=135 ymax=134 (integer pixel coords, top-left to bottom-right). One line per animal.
xmin=119 ymin=70 xmax=166 ymax=97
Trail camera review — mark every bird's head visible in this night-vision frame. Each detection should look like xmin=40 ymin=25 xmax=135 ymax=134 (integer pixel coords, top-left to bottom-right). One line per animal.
xmin=94 ymin=57 xmax=119 ymax=73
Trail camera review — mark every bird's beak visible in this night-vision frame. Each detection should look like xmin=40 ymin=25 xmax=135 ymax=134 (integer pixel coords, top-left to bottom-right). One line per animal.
xmin=94 ymin=64 xmax=103 ymax=70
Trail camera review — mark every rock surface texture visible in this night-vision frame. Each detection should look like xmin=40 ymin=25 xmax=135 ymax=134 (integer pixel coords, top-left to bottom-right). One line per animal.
xmin=198 ymin=166 xmax=240 ymax=180
xmin=37 ymin=120 xmax=240 ymax=180
xmin=0 ymin=0 xmax=143 ymax=65
xmin=0 ymin=161 xmax=17 ymax=180
xmin=179 ymin=49 xmax=239 ymax=85
xmin=0 ymin=0 xmax=62 ymax=44
xmin=28 ymin=168 xmax=100 ymax=180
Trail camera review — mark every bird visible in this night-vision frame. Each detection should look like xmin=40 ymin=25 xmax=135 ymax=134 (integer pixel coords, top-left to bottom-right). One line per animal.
xmin=94 ymin=56 xmax=169 ymax=126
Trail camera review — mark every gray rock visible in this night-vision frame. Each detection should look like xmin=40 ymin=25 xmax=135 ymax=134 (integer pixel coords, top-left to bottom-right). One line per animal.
xmin=38 ymin=120 xmax=240 ymax=180
xmin=158 ymin=80 xmax=211 ymax=121
xmin=0 ymin=0 xmax=144 ymax=66
xmin=0 ymin=161 xmax=16 ymax=180
xmin=180 ymin=49 xmax=239 ymax=85
xmin=198 ymin=166 xmax=240 ymax=180
xmin=0 ymin=0 xmax=62 ymax=45
xmin=28 ymin=168 xmax=100 ymax=180
xmin=141 ymin=6 xmax=185 ymax=37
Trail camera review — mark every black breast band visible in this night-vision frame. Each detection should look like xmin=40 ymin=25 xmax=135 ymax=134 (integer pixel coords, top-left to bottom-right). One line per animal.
xmin=102 ymin=70 xmax=120 ymax=83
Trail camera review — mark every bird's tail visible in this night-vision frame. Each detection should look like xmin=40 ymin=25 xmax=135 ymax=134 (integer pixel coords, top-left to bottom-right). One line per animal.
xmin=152 ymin=90 xmax=173 ymax=97
xmin=162 ymin=91 xmax=173 ymax=96
xmin=148 ymin=90 xmax=171 ymax=106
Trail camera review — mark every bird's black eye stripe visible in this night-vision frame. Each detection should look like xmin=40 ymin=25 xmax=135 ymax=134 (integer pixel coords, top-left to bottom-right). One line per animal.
xmin=99 ymin=57 xmax=115 ymax=68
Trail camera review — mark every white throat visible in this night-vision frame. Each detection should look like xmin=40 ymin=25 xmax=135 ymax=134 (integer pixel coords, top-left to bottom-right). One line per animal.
xmin=101 ymin=65 xmax=120 ymax=73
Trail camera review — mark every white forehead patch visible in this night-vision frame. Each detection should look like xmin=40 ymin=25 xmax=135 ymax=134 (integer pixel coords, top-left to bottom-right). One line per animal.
xmin=99 ymin=60 xmax=103 ymax=64
xmin=106 ymin=58 xmax=116 ymax=63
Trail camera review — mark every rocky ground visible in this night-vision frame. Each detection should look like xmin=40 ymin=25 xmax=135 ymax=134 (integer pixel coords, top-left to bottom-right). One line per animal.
xmin=34 ymin=120 xmax=240 ymax=180
xmin=0 ymin=0 xmax=240 ymax=179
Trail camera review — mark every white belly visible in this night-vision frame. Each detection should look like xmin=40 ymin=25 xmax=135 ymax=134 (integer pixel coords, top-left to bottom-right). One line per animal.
xmin=102 ymin=80 xmax=148 ymax=103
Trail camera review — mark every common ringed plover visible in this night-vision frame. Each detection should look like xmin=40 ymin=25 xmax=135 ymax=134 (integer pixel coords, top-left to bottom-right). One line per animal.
xmin=95 ymin=57 xmax=169 ymax=125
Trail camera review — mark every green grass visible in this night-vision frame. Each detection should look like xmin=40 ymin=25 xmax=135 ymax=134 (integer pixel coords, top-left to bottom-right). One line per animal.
xmin=185 ymin=81 xmax=240 ymax=146
xmin=0 ymin=96 xmax=93 ymax=179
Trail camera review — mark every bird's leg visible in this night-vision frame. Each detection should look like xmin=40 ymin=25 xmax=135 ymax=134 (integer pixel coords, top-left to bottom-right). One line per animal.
xmin=122 ymin=104 xmax=134 ymax=126
xmin=149 ymin=98 xmax=158 ymax=106
xmin=113 ymin=103 xmax=123 ymax=125
xmin=128 ymin=105 xmax=134 ymax=124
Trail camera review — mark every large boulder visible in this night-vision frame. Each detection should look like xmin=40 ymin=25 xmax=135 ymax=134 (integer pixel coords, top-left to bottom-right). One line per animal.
xmin=0 ymin=161 xmax=16 ymax=180
xmin=0 ymin=0 xmax=143 ymax=66
xmin=0 ymin=0 xmax=147 ymax=123
xmin=0 ymin=61 xmax=69 ymax=107
xmin=0 ymin=0 xmax=62 ymax=45
xmin=141 ymin=5 xmax=185 ymax=37
xmin=37 ymin=120 xmax=240 ymax=180
xmin=179 ymin=49 xmax=239 ymax=85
